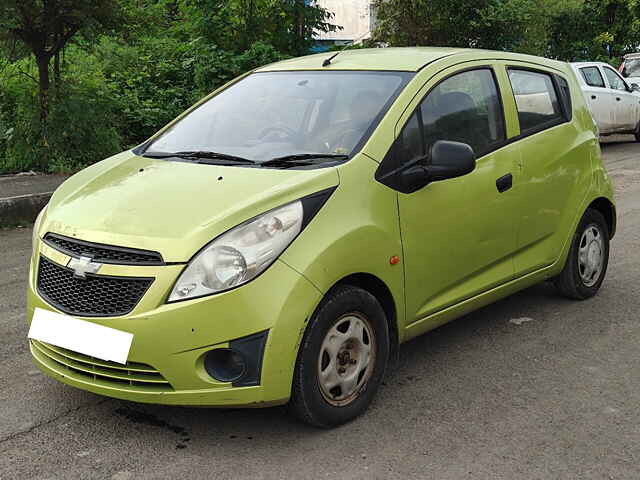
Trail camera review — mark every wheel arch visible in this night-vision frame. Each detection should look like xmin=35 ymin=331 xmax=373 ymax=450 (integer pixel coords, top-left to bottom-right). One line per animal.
xmin=588 ymin=197 xmax=616 ymax=239
xmin=330 ymin=273 xmax=400 ymax=365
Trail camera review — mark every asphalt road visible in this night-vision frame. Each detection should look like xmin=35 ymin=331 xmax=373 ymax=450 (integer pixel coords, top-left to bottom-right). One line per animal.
xmin=2 ymin=137 xmax=640 ymax=479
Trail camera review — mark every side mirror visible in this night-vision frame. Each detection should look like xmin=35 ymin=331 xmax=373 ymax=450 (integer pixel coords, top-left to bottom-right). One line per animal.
xmin=426 ymin=140 xmax=477 ymax=181
xmin=632 ymin=83 xmax=640 ymax=92
xmin=400 ymin=140 xmax=476 ymax=192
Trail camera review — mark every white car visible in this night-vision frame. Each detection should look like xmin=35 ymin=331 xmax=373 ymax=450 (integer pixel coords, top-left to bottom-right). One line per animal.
xmin=619 ymin=53 xmax=640 ymax=86
xmin=571 ymin=61 xmax=640 ymax=139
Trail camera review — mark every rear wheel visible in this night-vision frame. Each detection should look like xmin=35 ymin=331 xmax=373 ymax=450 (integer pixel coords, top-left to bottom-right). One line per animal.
xmin=288 ymin=285 xmax=389 ymax=428
xmin=554 ymin=209 xmax=610 ymax=300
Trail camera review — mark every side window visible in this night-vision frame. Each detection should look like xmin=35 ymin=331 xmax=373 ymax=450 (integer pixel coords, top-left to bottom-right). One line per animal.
xmin=603 ymin=67 xmax=628 ymax=91
xmin=508 ymin=69 xmax=563 ymax=134
xmin=419 ymin=69 xmax=506 ymax=159
xmin=580 ymin=67 xmax=605 ymax=88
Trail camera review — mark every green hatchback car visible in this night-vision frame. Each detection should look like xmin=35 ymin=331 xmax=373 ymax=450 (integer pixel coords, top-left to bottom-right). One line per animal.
xmin=27 ymin=47 xmax=616 ymax=427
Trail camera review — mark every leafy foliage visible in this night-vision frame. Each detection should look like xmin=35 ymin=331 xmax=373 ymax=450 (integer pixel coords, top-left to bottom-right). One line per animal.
xmin=1 ymin=50 xmax=121 ymax=173
xmin=3 ymin=0 xmax=640 ymax=174
xmin=0 ymin=0 xmax=333 ymax=173
xmin=373 ymin=0 xmax=640 ymax=61
xmin=548 ymin=0 xmax=640 ymax=62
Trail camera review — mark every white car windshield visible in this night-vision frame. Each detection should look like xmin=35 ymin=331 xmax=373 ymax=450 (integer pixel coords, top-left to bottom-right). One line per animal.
xmin=144 ymin=71 xmax=412 ymax=163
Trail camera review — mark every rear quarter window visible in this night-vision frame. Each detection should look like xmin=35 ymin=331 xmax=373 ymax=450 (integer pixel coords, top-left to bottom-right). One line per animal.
xmin=555 ymin=75 xmax=572 ymax=121
xmin=508 ymin=69 xmax=564 ymax=135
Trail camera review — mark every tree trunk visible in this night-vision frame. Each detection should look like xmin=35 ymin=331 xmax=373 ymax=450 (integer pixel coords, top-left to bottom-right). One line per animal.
xmin=35 ymin=54 xmax=50 ymax=123
xmin=295 ymin=0 xmax=304 ymax=55
xmin=54 ymin=51 xmax=61 ymax=91
xmin=247 ymin=0 xmax=256 ymax=48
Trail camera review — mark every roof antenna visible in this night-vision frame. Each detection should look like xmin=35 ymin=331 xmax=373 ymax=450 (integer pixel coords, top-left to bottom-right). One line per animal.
xmin=322 ymin=30 xmax=372 ymax=67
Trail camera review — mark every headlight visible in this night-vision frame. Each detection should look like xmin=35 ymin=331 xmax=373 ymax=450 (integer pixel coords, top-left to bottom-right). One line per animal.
xmin=32 ymin=204 xmax=48 ymax=252
xmin=168 ymin=200 xmax=304 ymax=302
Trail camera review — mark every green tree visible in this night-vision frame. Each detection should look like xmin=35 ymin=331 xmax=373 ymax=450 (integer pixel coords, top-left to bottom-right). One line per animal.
xmin=183 ymin=0 xmax=339 ymax=56
xmin=0 ymin=0 xmax=122 ymax=121
xmin=372 ymin=0 xmax=580 ymax=56
xmin=372 ymin=0 xmax=482 ymax=47
xmin=274 ymin=0 xmax=340 ymax=56
xmin=549 ymin=0 xmax=640 ymax=61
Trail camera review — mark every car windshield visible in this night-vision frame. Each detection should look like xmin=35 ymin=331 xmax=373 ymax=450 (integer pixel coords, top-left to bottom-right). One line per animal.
xmin=623 ymin=58 xmax=640 ymax=77
xmin=144 ymin=71 xmax=413 ymax=163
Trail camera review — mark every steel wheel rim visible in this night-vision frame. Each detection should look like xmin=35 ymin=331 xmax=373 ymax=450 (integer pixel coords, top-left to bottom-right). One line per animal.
xmin=578 ymin=224 xmax=605 ymax=287
xmin=317 ymin=313 xmax=376 ymax=407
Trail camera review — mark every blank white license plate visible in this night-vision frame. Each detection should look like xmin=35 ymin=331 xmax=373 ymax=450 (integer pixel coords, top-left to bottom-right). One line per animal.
xmin=28 ymin=308 xmax=133 ymax=365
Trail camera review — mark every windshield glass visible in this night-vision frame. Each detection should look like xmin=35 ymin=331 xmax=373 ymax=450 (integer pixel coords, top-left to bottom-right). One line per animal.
xmin=623 ymin=58 xmax=640 ymax=77
xmin=145 ymin=71 xmax=413 ymax=162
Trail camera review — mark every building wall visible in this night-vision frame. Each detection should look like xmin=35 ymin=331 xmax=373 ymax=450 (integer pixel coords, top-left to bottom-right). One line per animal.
xmin=316 ymin=0 xmax=374 ymax=42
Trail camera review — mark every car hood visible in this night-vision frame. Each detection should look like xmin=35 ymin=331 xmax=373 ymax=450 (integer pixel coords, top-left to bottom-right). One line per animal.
xmin=626 ymin=76 xmax=640 ymax=86
xmin=42 ymin=151 xmax=340 ymax=262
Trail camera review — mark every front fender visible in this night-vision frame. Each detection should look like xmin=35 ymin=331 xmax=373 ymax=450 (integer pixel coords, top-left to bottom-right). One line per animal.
xmin=280 ymin=155 xmax=406 ymax=341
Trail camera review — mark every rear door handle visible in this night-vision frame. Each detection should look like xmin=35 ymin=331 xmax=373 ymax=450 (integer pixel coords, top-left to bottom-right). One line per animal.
xmin=496 ymin=173 xmax=513 ymax=193
xmin=591 ymin=95 xmax=597 ymax=100
xmin=616 ymin=97 xmax=622 ymax=101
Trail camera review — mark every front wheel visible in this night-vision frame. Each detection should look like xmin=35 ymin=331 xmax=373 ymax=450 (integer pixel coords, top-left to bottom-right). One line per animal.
xmin=288 ymin=285 xmax=389 ymax=428
xmin=554 ymin=208 xmax=610 ymax=300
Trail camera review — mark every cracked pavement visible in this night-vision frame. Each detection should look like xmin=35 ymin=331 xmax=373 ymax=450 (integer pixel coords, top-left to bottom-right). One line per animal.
xmin=1 ymin=137 xmax=640 ymax=479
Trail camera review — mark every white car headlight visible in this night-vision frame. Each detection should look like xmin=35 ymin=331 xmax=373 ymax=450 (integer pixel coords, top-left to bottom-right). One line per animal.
xmin=168 ymin=200 xmax=304 ymax=302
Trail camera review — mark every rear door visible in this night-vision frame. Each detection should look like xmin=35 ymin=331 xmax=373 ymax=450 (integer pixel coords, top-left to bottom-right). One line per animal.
xmin=577 ymin=65 xmax=615 ymax=133
xmin=601 ymin=65 xmax=639 ymax=131
xmin=506 ymin=66 xmax=592 ymax=275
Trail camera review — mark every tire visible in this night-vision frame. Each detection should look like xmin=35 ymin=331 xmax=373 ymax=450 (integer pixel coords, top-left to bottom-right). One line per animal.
xmin=288 ymin=285 xmax=390 ymax=428
xmin=554 ymin=208 xmax=610 ymax=300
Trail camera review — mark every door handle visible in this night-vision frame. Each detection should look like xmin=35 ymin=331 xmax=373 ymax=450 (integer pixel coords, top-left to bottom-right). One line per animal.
xmin=496 ymin=173 xmax=513 ymax=193
xmin=591 ymin=95 xmax=597 ymax=100
xmin=616 ymin=97 xmax=621 ymax=101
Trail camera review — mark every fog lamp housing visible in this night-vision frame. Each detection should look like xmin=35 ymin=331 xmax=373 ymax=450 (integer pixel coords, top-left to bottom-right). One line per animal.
xmin=204 ymin=349 xmax=246 ymax=383
xmin=203 ymin=330 xmax=268 ymax=387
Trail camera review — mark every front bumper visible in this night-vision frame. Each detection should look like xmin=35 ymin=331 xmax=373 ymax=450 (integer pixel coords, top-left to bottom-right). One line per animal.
xmin=27 ymin=241 xmax=322 ymax=407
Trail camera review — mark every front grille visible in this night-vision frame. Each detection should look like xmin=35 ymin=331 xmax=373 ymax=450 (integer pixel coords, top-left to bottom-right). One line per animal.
xmin=31 ymin=340 xmax=173 ymax=392
xmin=44 ymin=233 xmax=164 ymax=265
xmin=37 ymin=256 xmax=153 ymax=317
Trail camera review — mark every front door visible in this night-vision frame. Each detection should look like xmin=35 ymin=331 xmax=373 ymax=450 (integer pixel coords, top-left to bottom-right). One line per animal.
xmin=394 ymin=67 xmax=520 ymax=324
xmin=578 ymin=65 xmax=615 ymax=133
xmin=602 ymin=65 xmax=638 ymax=131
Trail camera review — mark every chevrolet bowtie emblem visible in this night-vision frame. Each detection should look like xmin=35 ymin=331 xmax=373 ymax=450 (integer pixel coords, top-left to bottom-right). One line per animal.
xmin=67 ymin=256 xmax=102 ymax=279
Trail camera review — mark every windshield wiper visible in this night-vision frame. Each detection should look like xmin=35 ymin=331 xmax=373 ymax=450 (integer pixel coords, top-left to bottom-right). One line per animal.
xmin=143 ymin=150 xmax=257 ymax=164
xmin=143 ymin=151 xmax=348 ymax=168
xmin=261 ymin=153 xmax=349 ymax=167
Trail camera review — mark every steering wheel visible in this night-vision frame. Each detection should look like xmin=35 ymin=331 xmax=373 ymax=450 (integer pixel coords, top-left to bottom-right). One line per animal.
xmin=258 ymin=124 xmax=297 ymax=141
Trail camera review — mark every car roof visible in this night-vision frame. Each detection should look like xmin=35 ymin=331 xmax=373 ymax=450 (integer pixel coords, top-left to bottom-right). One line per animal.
xmin=256 ymin=47 xmax=465 ymax=72
xmin=256 ymin=47 xmax=566 ymax=73
xmin=571 ymin=62 xmax=608 ymax=67
xmin=570 ymin=61 xmax=621 ymax=72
